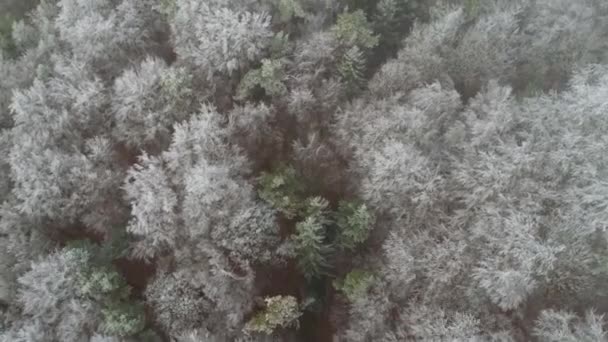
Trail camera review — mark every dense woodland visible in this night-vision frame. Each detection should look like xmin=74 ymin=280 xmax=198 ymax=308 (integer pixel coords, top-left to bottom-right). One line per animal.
xmin=1 ymin=0 xmax=608 ymax=341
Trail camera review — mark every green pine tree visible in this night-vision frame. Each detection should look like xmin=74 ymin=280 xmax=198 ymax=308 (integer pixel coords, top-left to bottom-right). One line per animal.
xmin=258 ymin=165 xmax=306 ymax=218
xmin=237 ymin=59 xmax=287 ymax=100
xmin=338 ymin=46 xmax=366 ymax=96
xmin=334 ymin=201 xmax=374 ymax=250
xmin=293 ymin=215 xmax=332 ymax=279
xmin=245 ymin=295 xmax=301 ymax=334
xmin=333 ymin=10 xmax=379 ymax=50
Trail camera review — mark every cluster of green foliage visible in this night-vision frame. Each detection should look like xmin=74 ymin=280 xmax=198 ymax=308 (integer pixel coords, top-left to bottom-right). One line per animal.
xmin=333 ymin=269 xmax=375 ymax=302
xmin=68 ymin=240 xmax=146 ymax=337
xmin=334 ymin=201 xmax=374 ymax=250
xmin=0 ymin=14 xmax=17 ymax=58
xmin=258 ymin=165 xmax=306 ymax=218
xmin=0 ymin=0 xmax=40 ymax=58
xmin=245 ymin=295 xmax=301 ymax=334
xmin=333 ymin=10 xmax=378 ymax=94
xmin=259 ymin=166 xmax=374 ymax=279
xmin=464 ymin=0 xmax=481 ymax=19
xmin=158 ymin=0 xmax=178 ymax=16
xmin=333 ymin=10 xmax=379 ymax=50
xmin=78 ymin=266 xmax=130 ymax=300
xmin=269 ymin=32 xmax=291 ymax=59
xmin=101 ymin=301 xmax=146 ymax=337
xmin=277 ymin=0 xmax=306 ymax=23
xmin=238 ymin=58 xmax=287 ymax=100
xmin=294 ymin=208 xmax=332 ymax=279
xmin=293 ymin=234 xmax=328 ymax=279
xmin=338 ymin=46 xmax=366 ymax=95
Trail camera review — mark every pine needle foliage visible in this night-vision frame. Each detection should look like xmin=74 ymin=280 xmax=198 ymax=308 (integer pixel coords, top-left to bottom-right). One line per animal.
xmin=237 ymin=58 xmax=287 ymax=100
xmin=0 ymin=15 xmax=17 ymax=58
xmin=101 ymin=301 xmax=146 ymax=337
xmin=464 ymin=0 xmax=481 ymax=20
xmin=333 ymin=270 xmax=375 ymax=302
xmin=270 ymin=32 xmax=291 ymax=59
xmin=258 ymin=165 xmax=306 ymax=219
xmin=71 ymin=241 xmax=146 ymax=337
xmin=245 ymin=295 xmax=301 ymax=334
xmin=158 ymin=0 xmax=177 ymax=16
xmin=332 ymin=10 xmax=378 ymax=95
xmin=333 ymin=10 xmax=379 ymax=50
xmin=278 ymin=0 xmax=306 ymax=23
xmin=293 ymin=215 xmax=332 ymax=279
xmin=338 ymin=46 xmax=366 ymax=95
xmin=334 ymin=201 xmax=374 ymax=250
xmin=302 ymin=196 xmax=331 ymax=223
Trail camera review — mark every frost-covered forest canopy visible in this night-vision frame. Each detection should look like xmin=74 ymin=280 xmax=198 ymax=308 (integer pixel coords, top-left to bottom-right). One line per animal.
xmin=1 ymin=0 xmax=608 ymax=341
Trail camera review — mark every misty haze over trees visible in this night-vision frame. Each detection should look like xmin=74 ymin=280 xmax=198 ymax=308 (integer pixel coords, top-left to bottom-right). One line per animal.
xmin=1 ymin=0 xmax=608 ymax=341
